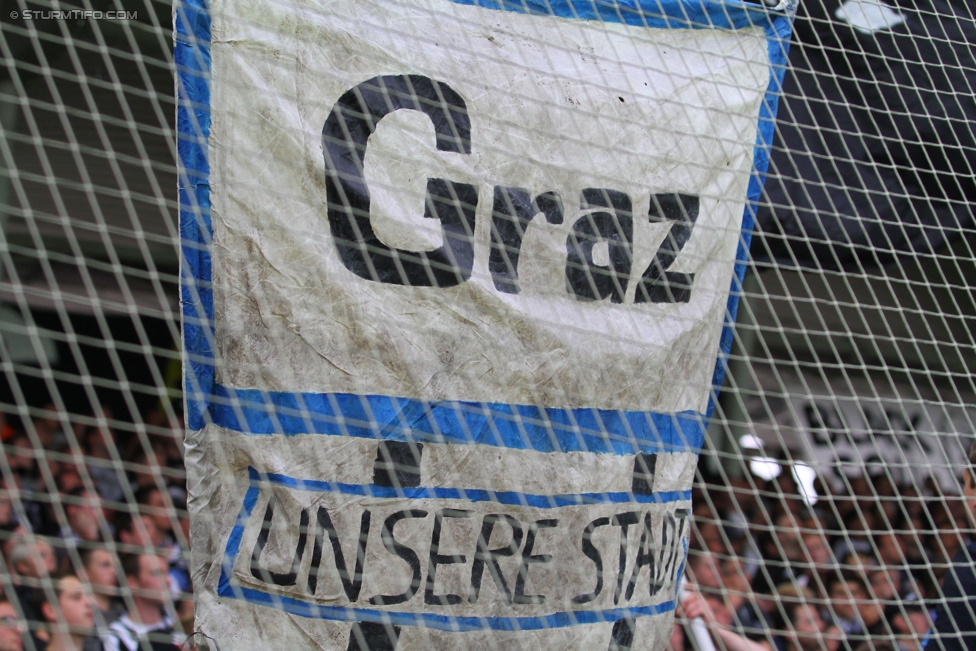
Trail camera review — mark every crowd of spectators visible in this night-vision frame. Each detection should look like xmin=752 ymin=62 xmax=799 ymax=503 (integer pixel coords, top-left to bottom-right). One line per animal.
xmin=672 ymin=464 xmax=962 ymax=651
xmin=0 ymin=403 xmax=189 ymax=651
xmin=0 ymin=401 xmax=967 ymax=651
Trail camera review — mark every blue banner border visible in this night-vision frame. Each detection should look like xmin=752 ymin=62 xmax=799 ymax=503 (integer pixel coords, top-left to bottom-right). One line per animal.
xmin=207 ymin=386 xmax=706 ymax=455
xmin=216 ymin=467 xmax=691 ymax=630
xmin=176 ymin=2 xmax=792 ymax=448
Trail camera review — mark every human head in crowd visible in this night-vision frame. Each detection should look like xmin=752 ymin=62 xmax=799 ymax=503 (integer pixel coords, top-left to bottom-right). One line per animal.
xmin=891 ymin=601 xmax=932 ymax=651
xmin=820 ymin=623 xmax=843 ymax=651
xmin=127 ymin=450 xmax=161 ymax=493
xmin=750 ymin=510 xmax=819 ymax=602
xmin=874 ymin=528 xmax=906 ymax=567
xmin=134 ymin=487 xmax=173 ymax=546
xmin=0 ymin=480 xmax=18 ymax=534
xmin=103 ymin=556 xmax=181 ymax=651
xmin=925 ymin=499 xmax=964 ymax=570
xmin=151 ymin=434 xmax=182 ymax=474
xmin=774 ymin=512 xmax=809 ymax=562
xmin=690 ymin=504 xmax=728 ymax=557
xmin=31 ymin=405 xmax=68 ymax=452
xmin=868 ymin=564 xmax=902 ymax=605
xmin=5 ymin=435 xmax=37 ymax=480
xmin=728 ymin=474 xmax=761 ymax=512
xmin=823 ymin=569 xmax=870 ymax=635
xmin=844 ymin=472 xmax=872 ymax=504
xmin=143 ymin=405 xmax=185 ymax=469
xmin=895 ymin=510 xmax=929 ymax=566
xmin=907 ymin=563 xmax=941 ymax=602
xmin=0 ymin=596 xmax=24 ymax=651
xmin=37 ymin=572 xmax=96 ymax=651
xmin=841 ymin=550 xmax=877 ymax=573
xmin=896 ymin=482 xmax=925 ymax=522
xmin=119 ymin=552 xmax=172 ymax=625
xmin=63 ymin=488 xmax=103 ymax=545
xmin=717 ymin=557 xmax=769 ymax=638
xmin=79 ymin=547 xmax=119 ymax=619
xmin=55 ymin=468 xmax=83 ymax=496
xmin=115 ymin=510 xmax=161 ymax=552
xmin=771 ymin=584 xmax=824 ymax=651
xmin=852 ymin=505 xmax=884 ymax=543
xmin=82 ymin=419 xmax=112 ymax=460
xmin=855 ymin=573 xmax=887 ymax=638
xmin=80 ymin=415 xmax=130 ymax=505
xmin=685 ymin=549 xmax=722 ymax=595
xmin=681 ymin=553 xmax=740 ymax=631
xmin=888 ymin=601 xmax=931 ymax=651
xmin=870 ymin=472 xmax=899 ymax=524
xmin=799 ymin=530 xmax=831 ymax=572
xmin=718 ymin=557 xmax=752 ymax=611
xmin=8 ymin=536 xmax=57 ymax=579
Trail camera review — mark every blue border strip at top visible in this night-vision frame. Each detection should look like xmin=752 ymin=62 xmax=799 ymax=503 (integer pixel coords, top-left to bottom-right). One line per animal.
xmin=177 ymin=0 xmax=792 ymax=445
xmin=209 ymin=384 xmax=705 ymax=455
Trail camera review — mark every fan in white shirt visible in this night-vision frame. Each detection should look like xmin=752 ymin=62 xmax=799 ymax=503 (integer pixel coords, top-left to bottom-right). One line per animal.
xmin=102 ymin=554 xmax=179 ymax=651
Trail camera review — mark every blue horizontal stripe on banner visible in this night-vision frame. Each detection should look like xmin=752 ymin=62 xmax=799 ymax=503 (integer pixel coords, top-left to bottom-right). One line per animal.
xmin=208 ymin=384 xmax=705 ymax=455
xmin=215 ymin=576 xmax=676 ymax=631
xmin=249 ymin=467 xmax=693 ymax=508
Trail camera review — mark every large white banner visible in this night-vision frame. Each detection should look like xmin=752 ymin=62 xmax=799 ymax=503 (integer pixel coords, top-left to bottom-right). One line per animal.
xmin=177 ymin=0 xmax=791 ymax=647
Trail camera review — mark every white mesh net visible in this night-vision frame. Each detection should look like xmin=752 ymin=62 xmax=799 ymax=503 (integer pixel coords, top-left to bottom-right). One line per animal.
xmin=0 ymin=0 xmax=974 ymax=650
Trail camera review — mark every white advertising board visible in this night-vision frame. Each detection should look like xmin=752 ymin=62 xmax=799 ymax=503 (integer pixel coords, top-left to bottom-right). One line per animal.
xmin=745 ymin=370 xmax=976 ymax=492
